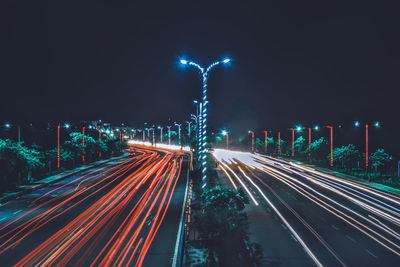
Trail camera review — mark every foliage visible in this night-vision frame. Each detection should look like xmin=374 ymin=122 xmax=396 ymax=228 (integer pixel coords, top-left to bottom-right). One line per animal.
xmin=194 ymin=187 xmax=258 ymax=266
xmin=328 ymin=144 xmax=359 ymax=168
xmin=294 ymin=136 xmax=306 ymax=154
xmin=370 ymin=149 xmax=392 ymax=170
xmin=0 ymin=139 xmax=44 ymax=186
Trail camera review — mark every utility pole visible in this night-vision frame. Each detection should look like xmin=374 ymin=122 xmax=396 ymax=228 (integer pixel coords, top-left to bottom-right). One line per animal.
xmin=326 ymin=126 xmax=333 ymax=167
xmin=99 ymin=129 xmax=102 ymax=158
xmin=278 ymin=132 xmax=281 ymax=156
xmin=290 ymin=128 xmax=295 ymax=157
xmin=18 ymin=125 xmax=21 ymax=143
xmin=248 ymin=131 xmax=254 ymax=153
xmin=158 ymin=126 xmax=163 ymax=143
xmin=57 ymin=125 xmax=60 ymax=169
xmin=308 ymin=128 xmax=312 ymax=158
xmin=263 ymin=130 xmax=268 ymax=154
xmin=167 ymin=126 xmax=172 ymax=145
xmin=82 ymin=127 xmax=85 ymax=162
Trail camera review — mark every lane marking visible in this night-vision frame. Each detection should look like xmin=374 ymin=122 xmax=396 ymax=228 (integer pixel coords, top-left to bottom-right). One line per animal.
xmin=365 ymin=249 xmax=378 ymax=259
xmin=331 ymin=224 xmax=339 ymax=231
xmin=345 ymin=235 xmax=356 ymax=243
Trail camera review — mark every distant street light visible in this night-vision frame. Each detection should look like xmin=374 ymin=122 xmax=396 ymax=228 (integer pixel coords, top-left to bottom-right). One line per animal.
xmin=174 ymin=122 xmax=182 ymax=146
xmin=278 ymin=132 xmax=281 ymax=155
xmin=221 ymin=130 xmax=229 ymax=149
xmin=186 ymin=121 xmax=192 ymax=138
xmin=158 ymin=126 xmax=164 ymax=143
xmin=248 ymin=130 xmax=254 ymax=153
xmin=180 ymin=57 xmax=231 ymax=188
xmin=167 ymin=126 xmax=172 ymax=145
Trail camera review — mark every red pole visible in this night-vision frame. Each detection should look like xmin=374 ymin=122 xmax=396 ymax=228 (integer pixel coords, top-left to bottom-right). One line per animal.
xmin=326 ymin=126 xmax=333 ymax=167
xmin=99 ymin=130 xmax=102 ymax=158
xmin=290 ymin=128 xmax=295 ymax=157
xmin=249 ymin=131 xmax=254 ymax=153
xmin=278 ymin=131 xmax=281 ymax=155
xmin=120 ymin=131 xmax=122 ymax=152
xmin=226 ymin=133 xmax=229 ymax=149
xmin=366 ymin=124 xmax=369 ymax=168
xmin=308 ymin=127 xmax=311 ymax=157
xmin=57 ymin=125 xmax=60 ymax=169
xmin=82 ymin=127 xmax=85 ymax=162
xmin=264 ymin=130 xmax=268 ymax=154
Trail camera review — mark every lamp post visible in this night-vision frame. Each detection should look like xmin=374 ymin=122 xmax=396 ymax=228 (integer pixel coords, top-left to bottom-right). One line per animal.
xmin=82 ymin=126 xmax=85 ymax=162
xmin=174 ymin=122 xmax=182 ymax=146
xmin=222 ymin=130 xmax=229 ymax=149
xmin=354 ymin=121 xmax=380 ymax=171
xmin=167 ymin=126 xmax=172 ymax=145
xmin=289 ymin=128 xmax=295 ymax=157
xmin=57 ymin=125 xmax=60 ymax=169
xmin=180 ymin=57 xmax=231 ymax=188
xmin=186 ymin=120 xmax=192 ymax=137
xmin=278 ymin=131 xmax=281 ymax=155
xmin=248 ymin=130 xmax=254 ymax=153
xmin=263 ymin=130 xmax=268 ymax=154
xmin=326 ymin=126 xmax=333 ymax=167
xmin=158 ymin=126 xmax=164 ymax=143
xmin=99 ymin=129 xmax=102 ymax=158
xmin=145 ymin=128 xmax=151 ymax=142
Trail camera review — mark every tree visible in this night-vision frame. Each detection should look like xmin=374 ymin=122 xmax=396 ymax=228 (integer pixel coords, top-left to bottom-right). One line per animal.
xmin=294 ymin=136 xmax=306 ymax=155
xmin=328 ymin=144 xmax=359 ymax=169
xmin=0 ymin=139 xmax=44 ymax=187
xmin=194 ymin=187 xmax=255 ymax=266
xmin=370 ymin=149 xmax=392 ymax=172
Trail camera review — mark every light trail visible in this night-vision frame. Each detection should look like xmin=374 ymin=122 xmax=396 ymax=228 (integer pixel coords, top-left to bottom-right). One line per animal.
xmin=212 ymin=149 xmax=400 ymax=262
xmin=0 ymin=145 xmax=186 ymax=266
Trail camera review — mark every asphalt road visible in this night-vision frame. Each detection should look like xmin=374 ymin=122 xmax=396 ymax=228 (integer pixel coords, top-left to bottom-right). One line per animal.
xmin=213 ymin=149 xmax=400 ymax=267
xmin=0 ymin=145 xmax=187 ymax=266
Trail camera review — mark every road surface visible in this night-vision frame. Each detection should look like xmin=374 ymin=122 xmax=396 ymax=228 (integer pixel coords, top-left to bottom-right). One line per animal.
xmin=213 ymin=149 xmax=400 ymax=266
xmin=0 ymin=145 xmax=187 ymax=266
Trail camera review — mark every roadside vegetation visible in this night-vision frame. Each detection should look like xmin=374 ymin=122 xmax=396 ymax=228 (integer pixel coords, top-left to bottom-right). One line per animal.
xmin=0 ymin=133 xmax=126 ymax=193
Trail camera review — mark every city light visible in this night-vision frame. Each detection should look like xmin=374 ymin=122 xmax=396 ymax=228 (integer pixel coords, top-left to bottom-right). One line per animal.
xmin=180 ymin=59 xmax=188 ymax=65
xmin=5 ymin=123 xmax=10 ymax=128
xmin=222 ymin=58 xmax=231 ymax=63
xmin=296 ymin=125 xmax=302 ymax=132
xmin=64 ymin=123 xmax=70 ymax=129
xmin=374 ymin=121 xmax=380 ymax=128
xmin=314 ymin=125 xmax=319 ymax=131
xmin=221 ymin=130 xmax=228 ymax=136
xmin=354 ymin=121 xmax=360 ymax=127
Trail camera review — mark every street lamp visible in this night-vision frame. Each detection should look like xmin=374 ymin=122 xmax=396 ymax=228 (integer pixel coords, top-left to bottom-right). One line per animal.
xmin=263 ymin=130 xmax=268 ymax=153
xmin=167 ymin=126 xmax=172 ymax=145
xmin=221 ymin=130 xmax=229 ymax=149
xmin=158 ymin=126 xmax=164 ymax=143
xmin=174 ymin=122 xmax=182 ymax=146
xmin=186 ymin=121 xmax=192 ymax=138
xmin=289 ymin=128 xmax=295 ymax=157
xmin=248 ymin=130 xmax=254 ymax=153
xmin=180 ymin=57 xmax=231 ymax=188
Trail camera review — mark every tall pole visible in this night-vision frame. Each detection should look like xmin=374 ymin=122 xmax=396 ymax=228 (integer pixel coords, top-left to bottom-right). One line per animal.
xmin=82 ymin=127 xmax=85 ymax=162
xmin=120 ymin=131 xmax=122 ymax=152
xmin=99 ymin=129 xmax=102 ymax=158
xmin=167 ymin=126 xmax=172 ymax=145
xmin=186 ymin=121 xmax=192 ymax=138
xmin=142 ymin=129 xmax=145 ymax=141
xmin=158 ymin=127 xmax=163 ymax=143
xmin=226 ymin=133 xmax=229 ymax=149
xmin=249 ymin=131 xmax=254 ymax=153
xmin=326 ymin=126 xmax=333 ymax=167
xmin=180 ymin=58 xmax=231 ymax=189
xmin=366 ymin=124 xmax=369 ymax=169
xmin=18 ymin=125 xmax=21 ymax=143
xmin=175 ymin=123 xmax=181 ymax=146
xmin=278 ymin=132 xmax=281 ymax=155
xmin=290 ymin=128 xmax=295 ymax=157
xmin=57 ymin=125 xmax=60 ymax=169
xmin=264 ymin=130 xmax=268 ymax=154
xmin=152 ymin=128 xmax=155 ymax=146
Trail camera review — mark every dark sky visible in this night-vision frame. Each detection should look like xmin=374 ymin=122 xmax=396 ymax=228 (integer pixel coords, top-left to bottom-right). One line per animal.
xmin=1 ymin=1 xmax=400 ymax=149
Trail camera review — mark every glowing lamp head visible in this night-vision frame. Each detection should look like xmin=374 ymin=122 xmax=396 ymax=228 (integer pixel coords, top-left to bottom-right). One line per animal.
xmin=314 ymin=125 xmax=319 ymax=131
xmin=5 ymin=123 xmax=10 ymax=128
xmin=222 ymin=58 xmax=231 ymax=63
xmin=193 ymin=100 xmax=198 ymax=104
xmin=296 ymin=126 xmax=302 ymax=132
xmin=221 ymin=130 xmax=228 ymax=136
xmin=64 ymin=123 xmax=70 ymax=129
xmin=374 ymin=121 xmax=380 ymax=128
xmin=354 ymin=121 xmax=360 ymax=127
xmin=180 ymin=59 xmax=188 ymax=65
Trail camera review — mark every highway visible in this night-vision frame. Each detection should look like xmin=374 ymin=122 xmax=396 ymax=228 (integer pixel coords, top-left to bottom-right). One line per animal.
xmin=0 ymin=145 xmax=187 ymax=266
xmin=213 ymin=149 xmax=400 ymax=266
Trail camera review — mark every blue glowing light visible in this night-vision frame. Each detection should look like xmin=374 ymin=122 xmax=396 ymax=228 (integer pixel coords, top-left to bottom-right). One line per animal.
xmin=354 ymin=121 xmax=360 ymax=127
xmin=5 ymin=123 xmax=10 ymax=128
xmin=64 ymin=123 xmax=70 ymax=129
xmin=180 ymin=59 xmax=188 ymax=65
xmin=296 ymin=126 xmax=302 ymax=132
xmin=314 ymin=125 xmax=319 ymax=131
xmin=223 ymin=58 xmax=231 ymax=63
xmin=374 ymin=121 xmax=380 ymax=128
xmin=221 ymin=130 xmax=228 ymax=136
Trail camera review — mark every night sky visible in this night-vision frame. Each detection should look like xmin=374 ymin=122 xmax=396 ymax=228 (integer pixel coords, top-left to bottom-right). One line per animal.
xmin=2 ymin=1 xmax=399 ymax=150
